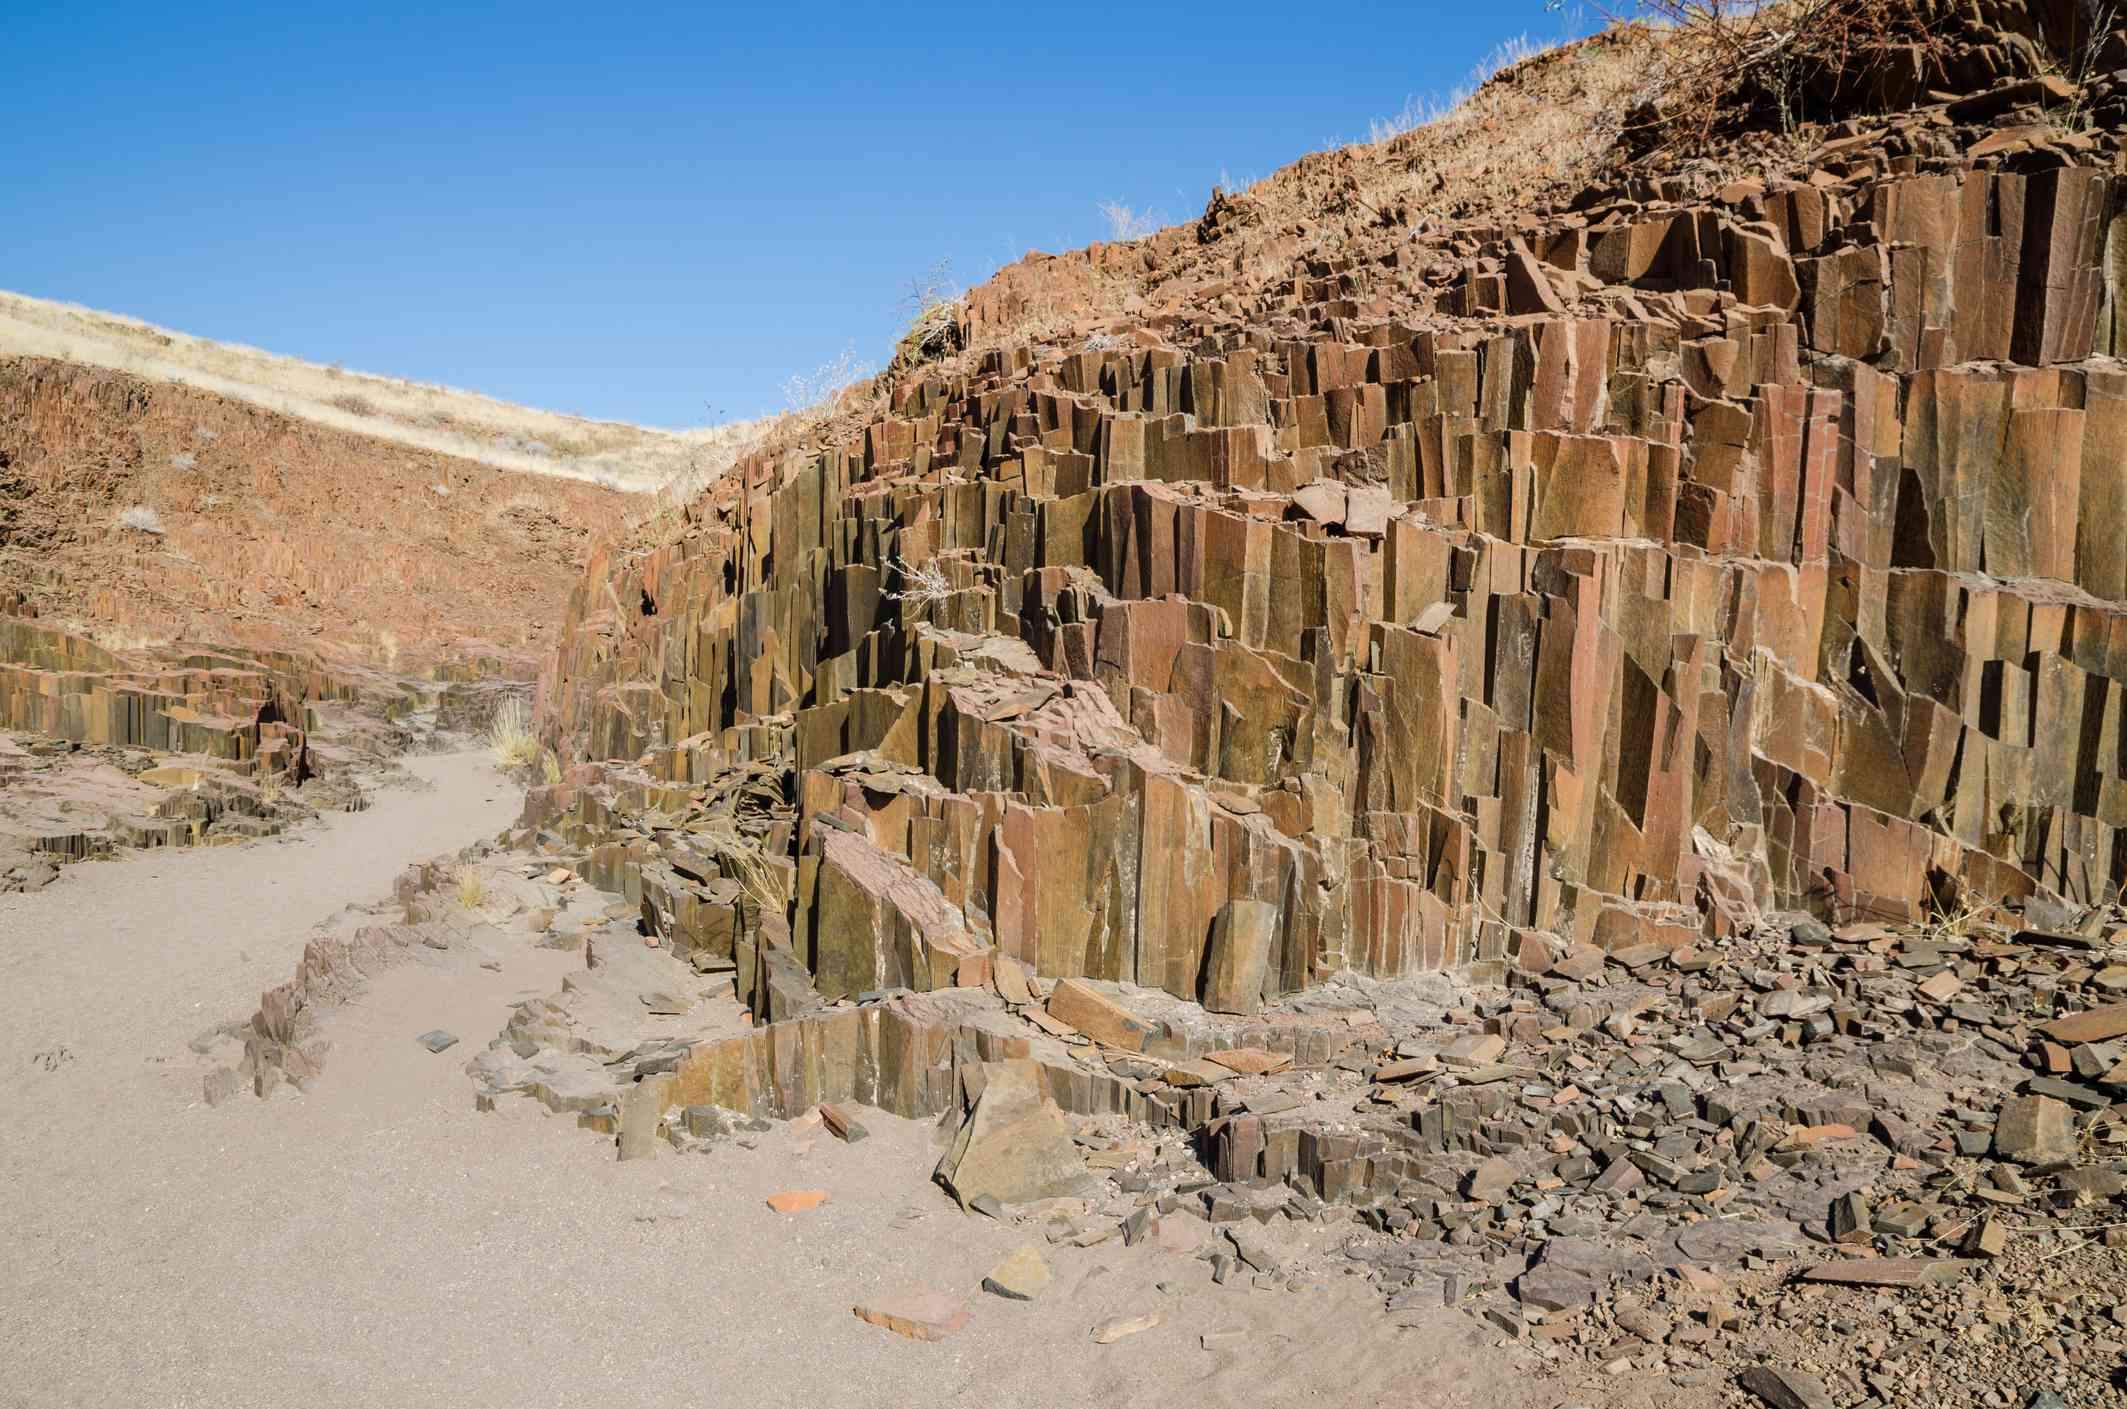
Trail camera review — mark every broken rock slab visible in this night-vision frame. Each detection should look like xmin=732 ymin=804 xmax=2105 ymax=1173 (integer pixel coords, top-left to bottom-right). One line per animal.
xmin=1737 ymin=1365 xmax=1836 ymax=1409
xmin=1092 ymin=1311 xmax=1161 ymax=1344
xmin=1046 ymin=979 xmax=1155 ymax=1051
xmin=935 ymin=1059 xmax=1094 ymax=1208
xmin=765 ymin=1189 xmax=829 ymax=1213
xmin=1993 ymin=1095 xmax=2077 ymax=1164
xmin=982 ymin=1244 xmax=1053 ymax=1301
xmin=853 ymin=1289 xmax=970 ymax=1342
xmin=1202 ymin=899 xmax=1276 ymax=1015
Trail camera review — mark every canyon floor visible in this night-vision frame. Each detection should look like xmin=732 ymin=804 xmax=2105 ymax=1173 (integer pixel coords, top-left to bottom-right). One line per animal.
xmin=0 ymin=756 xmax=1561 ymax=1409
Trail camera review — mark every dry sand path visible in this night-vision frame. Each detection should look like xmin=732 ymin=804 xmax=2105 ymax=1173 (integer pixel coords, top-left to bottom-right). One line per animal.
xmin=0 ymin=753 xmax=1558 ymax=1409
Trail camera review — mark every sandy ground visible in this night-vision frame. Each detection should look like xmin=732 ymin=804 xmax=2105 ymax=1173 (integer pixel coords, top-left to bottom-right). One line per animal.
xmin=0 ymin=752 xmax=1569 ymax=1409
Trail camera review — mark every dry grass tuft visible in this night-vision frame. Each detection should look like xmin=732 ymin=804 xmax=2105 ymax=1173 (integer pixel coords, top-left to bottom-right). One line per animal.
xmin=691 ymin=814 xmax=786 ymax=915
xmin=485 ymin=697 xmax=541 ymax=772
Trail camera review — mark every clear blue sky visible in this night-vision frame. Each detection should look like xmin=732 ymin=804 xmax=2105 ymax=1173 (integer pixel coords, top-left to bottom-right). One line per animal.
xmin=8 ymin=1 xmax=1586 ymax=427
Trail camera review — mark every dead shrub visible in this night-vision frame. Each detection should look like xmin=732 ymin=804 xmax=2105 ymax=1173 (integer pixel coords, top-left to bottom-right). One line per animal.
xmin=1604 ymin=0 xmax=1947 ymax=147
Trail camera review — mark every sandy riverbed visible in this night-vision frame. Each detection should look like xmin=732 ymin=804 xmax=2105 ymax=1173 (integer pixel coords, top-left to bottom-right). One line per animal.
xmin=0 ymin=752 xmax=1574 ymax=1409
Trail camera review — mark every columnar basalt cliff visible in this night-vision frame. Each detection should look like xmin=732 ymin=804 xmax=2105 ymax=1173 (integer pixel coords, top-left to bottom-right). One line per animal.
xmin=537 ymin=4 xmax=2127 ymax=1022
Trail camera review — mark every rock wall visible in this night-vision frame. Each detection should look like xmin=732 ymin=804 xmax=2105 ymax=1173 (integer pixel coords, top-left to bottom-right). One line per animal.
xmin=539 ymin=54 xmax=2127 ymax=1017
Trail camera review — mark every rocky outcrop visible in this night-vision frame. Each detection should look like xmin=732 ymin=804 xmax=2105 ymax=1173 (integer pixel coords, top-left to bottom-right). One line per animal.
xmin=539 ymin=85 xmax=2127 ymax=1031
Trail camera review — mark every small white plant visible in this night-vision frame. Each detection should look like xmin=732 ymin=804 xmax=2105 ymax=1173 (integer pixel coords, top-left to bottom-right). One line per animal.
xmin=433 ymin=483 xmax=452 ymax=497
xmin=117 ymin=505 xmax=165 ymax=535
xmin=169 ymin=451 xmax=197 ymax=471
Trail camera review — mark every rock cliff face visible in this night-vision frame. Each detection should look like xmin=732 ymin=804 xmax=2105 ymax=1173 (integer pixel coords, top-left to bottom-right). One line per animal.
xmin=538 ymin=4 xmax=2127 ymax=1020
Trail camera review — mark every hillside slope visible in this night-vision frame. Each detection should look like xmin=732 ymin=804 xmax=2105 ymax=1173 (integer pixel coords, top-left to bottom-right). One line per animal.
xmin=0 ymin=355 xmax=629 ymax=675
xmin=0 ymin=290 xmax=763 ymax=494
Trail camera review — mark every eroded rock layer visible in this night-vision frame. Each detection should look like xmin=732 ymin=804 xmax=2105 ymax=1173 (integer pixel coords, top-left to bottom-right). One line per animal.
xmin=539 ymin=45 xmax=2127 ymax=1022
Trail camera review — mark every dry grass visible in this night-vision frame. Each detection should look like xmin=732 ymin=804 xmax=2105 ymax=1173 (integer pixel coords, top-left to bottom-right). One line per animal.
xmin=1098 ymin=201 xmax=1167 ymax=242
xmin=456 ymin=871 xmax=488 ymax=911
xmin=691 ymin=814 xmax=786 ymax=915
xmin=948 ymin=24 xmax=1650 ymax=356
xmin=1365 ymin=33 xmax=1559 ymax=143
xmin=485 ymin=697 xmax=541 ymax=772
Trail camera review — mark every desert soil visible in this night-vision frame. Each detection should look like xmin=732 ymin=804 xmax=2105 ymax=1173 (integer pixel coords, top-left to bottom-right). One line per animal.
xmin=0 ymin=754 xmax=1555 ymax=1409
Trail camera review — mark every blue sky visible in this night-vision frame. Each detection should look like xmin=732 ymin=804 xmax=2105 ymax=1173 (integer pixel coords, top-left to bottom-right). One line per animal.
xmin=9 ymin=1 xmax=1587 ymax=427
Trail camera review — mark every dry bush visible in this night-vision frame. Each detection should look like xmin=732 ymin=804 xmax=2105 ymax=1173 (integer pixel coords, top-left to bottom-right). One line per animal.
xmin=885 ymin=554 xmax=954 ymax=605
xmin=116 ymin=505 xmax=165 ymax=535
xmin=457 ymin=871 xmax=488 ymax=911
xmin=1606 ymin=0 xmax=1945 ymax=144
xmin=329 ymin=392 xmax=378 ymax=416
xmin=887 ymin=261 xmax=967 ymax=374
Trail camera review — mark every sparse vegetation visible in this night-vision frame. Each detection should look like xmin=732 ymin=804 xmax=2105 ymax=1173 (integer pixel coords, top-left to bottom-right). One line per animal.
xmin=329 ymin=392 xmax=377 ymax=416
xmin=485 ymin=697 xmax=541 ymax=772
xmin=1604 ymin=0 xmax=1944 ymax=142
xmin=781 ymin=345 xmax=876 ymax=416
xmin=895 ymin=260 xmax=963 ymax=367
xmin=456 ymin=871 xmax=488 ymax=911
xmin=1367 ymin=33 xmax=1556 ymax=142
xmin=2058 ymin=0 xmax=2117 ymax=132
xmin=1097 ymin=200 xmax=1167 ymax=242
xmin=116 ymin=505 xmax=165 ymax=535
xmin=884 ymin=554 xmax=954 ymax=606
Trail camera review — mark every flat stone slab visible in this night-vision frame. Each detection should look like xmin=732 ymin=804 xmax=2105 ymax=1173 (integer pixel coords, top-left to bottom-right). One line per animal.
xmin=1092 ymin=1311 xmax=1161 ymax=1343
xmin=981 ymin=1244 xmax=1052 ymax=1301
xmin=2040 ymin=1003 xmax=2127 ymax=1044
xmin=1797 ymin=1258 xmax=1973 ymax=1288
xmin=415 ymin=1030 xmax=459 ymax=1053
xmin=765 ymin=1189 xmax=829 ymax=1213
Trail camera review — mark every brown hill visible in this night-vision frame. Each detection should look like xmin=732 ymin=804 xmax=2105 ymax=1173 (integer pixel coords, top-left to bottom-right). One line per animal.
xmin=0 ymin=355 xmax=631 ymax=677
